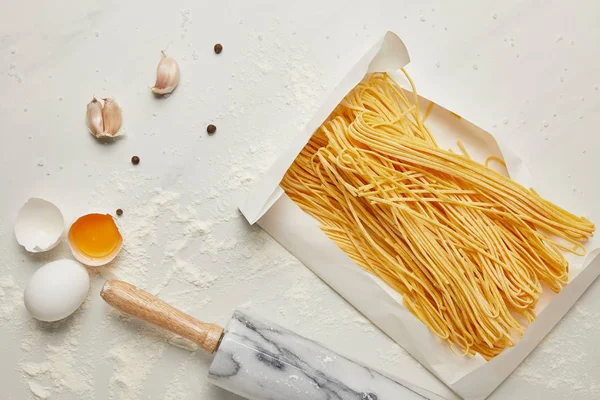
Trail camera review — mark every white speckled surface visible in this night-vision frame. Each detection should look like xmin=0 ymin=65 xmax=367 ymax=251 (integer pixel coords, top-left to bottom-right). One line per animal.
xmin=1 ymin=1 xmax=599 ymax=399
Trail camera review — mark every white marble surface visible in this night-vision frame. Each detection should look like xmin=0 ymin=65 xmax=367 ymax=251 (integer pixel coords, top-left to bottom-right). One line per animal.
xmin=1 ymin=1 xmax=600 ymax=399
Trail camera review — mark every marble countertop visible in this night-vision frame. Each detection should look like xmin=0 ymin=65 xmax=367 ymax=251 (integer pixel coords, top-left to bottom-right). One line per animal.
xmin=1 ymin=1 xmax=599 ymax=399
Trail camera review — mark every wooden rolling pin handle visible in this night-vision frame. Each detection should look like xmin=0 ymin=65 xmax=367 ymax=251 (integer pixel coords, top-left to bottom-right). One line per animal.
xmin=100 ymin=279 xmax=224 ymax=354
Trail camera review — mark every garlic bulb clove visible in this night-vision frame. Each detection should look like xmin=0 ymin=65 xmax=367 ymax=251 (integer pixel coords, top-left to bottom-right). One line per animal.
xmin=101 ymin=98 xmax=122 ymax=137
xmin=86 ymin=98 xmax=104 ymax=137
xmin=152 ymin=51 xmax=180 ymax=95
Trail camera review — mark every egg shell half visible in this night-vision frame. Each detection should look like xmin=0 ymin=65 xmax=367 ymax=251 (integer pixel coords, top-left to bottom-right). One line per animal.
xmin=68 ymin=213 xmax=123 ymax=267
xmin=24 ymin=259 xmax=90 ymax=322
xmin=15 ymin=198 xmax=65 ymax=252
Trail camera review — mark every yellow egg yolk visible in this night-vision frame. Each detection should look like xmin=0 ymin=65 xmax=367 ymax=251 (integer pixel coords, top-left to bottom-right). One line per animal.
xmin=69 ymin=214 xmax=121 ymax=258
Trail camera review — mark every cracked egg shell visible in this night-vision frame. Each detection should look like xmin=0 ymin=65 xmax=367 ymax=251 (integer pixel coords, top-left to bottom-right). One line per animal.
xmin=68 ymin=213 xmax=123 ymax=267
xmin=15 ymin=198 xmax=65 ymax=253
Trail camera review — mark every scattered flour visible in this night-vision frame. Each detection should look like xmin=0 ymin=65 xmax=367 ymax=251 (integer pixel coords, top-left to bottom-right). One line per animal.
xmin=106 ymin=325 xmax=168 ymax=400
xmin=99 ymin=188 xmax=182 ymax=287
xmin=0 ymin=275 xmax=23 ymax=326
xmin=21 ymin=361 xmax=52 ymax=376
xmin=180 ymin=9 xmax=192 ymax=38
xmin=511 ymin=303 xmax=600 ymax=397
xmin=161 ymin=365 xmax=189 ymax=400
xmin=173 ymin=258 xmax=218 ymax=289
xmin=212 ymin=25 xmax=328 ymax=134
xmin=45 ymin=327 xmax=94 ymax=396
xmin=7 ymin=61 xmax=23 ymax=82
xmin=376 ymin=343 xmax=426 ymax=374
xmin=19 ymin=313 xmax=94 ymax=399
xmin=184 ymin=220 xmax=212 ymax=237
xmin=159 ymin=354 xmax=209 ymax=400
xmin=28 ymin=381 xmax=51 ymax=399
xmin=21 ymin=319 xmax=44 ymax=353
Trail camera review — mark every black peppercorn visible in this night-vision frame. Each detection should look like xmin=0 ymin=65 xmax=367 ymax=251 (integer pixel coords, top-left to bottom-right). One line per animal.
xmin=207 ymin=124 xmax=216 ymax=134
xmin=131 ymin=156 xmax=140 ymax=165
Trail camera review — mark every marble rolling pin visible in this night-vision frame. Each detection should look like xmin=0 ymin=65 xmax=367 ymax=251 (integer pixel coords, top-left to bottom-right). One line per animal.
xmin=100 ymin=280 xmax=445 ymax=400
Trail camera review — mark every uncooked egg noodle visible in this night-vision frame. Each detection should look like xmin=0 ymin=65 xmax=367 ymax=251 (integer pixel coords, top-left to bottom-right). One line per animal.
xmin=280 ymin=70 xmax=594 ymax=359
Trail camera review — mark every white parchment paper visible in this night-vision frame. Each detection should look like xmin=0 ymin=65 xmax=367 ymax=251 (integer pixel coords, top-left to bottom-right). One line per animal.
xmin=240 ymin=32 xmax=600 ymax=400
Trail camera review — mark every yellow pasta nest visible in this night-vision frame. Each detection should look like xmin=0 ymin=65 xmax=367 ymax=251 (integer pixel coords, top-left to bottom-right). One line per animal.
xmin=281 ymin=71 xmax=594 ymax=359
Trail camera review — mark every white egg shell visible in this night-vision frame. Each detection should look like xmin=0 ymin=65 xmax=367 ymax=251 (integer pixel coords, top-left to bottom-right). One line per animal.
xmin=15 ymin=198 xmax=64 ymax=252
xmin=24 ymin=259 xmax=90 ymax=322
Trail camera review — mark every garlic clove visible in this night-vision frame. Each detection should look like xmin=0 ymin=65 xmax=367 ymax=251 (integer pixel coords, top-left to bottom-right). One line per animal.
xmin=86 ymin=98 xmax=104 ymax=137
xmin=101 ymin=98 xmax=122 ymax=136
xmin=152 ymin=51 xmax=180 ymax=95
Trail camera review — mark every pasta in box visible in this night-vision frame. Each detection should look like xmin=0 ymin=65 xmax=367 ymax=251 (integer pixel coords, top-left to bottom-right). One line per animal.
xmin=240 ymin=32 xmax=600 ymax=400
